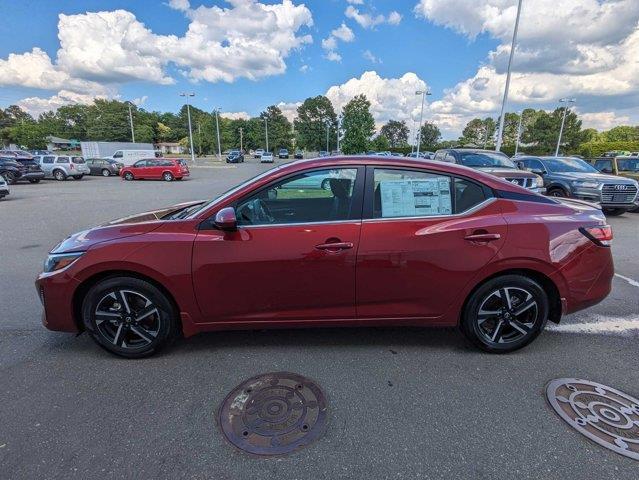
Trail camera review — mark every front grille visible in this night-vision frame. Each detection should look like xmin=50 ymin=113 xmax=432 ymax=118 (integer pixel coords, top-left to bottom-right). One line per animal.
xmin=601 ymin=183 xmax=638 ymax=204
xmin=505 ymin=177 xmax=534 ymax=189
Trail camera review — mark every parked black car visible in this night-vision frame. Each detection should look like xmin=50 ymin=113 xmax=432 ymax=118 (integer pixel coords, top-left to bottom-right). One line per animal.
xmin=14 ymin=157 xmax=45 ymax=183
xmin=517 ymin=156 xmax=639 ymax=216
xmin=86 ymin=158 xmax=123 ymax=176
xmin=0 ymin=149 xmax=34 ymax=160
xmin=0 ymin=157 xmax=23 ymax=184
xmin=294 ymin=150 xmax=304 ymax=159
xmin=226 ymin=150 xmax=244 ymax=163
xmin=278 ymin=148 xmax=289 ymax=159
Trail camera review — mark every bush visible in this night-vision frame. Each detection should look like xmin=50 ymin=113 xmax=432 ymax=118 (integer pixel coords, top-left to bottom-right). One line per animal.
xmin=578 ymin=141 xmax=639 ymax=158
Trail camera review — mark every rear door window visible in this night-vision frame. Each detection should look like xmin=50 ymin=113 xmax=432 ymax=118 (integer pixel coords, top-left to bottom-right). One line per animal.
xmin=454 ymin=178 xmax=489 ymax=213
xmin=56 ymin=157 xmax=70 ymax=164
xmin=42 ymin=156 xmax=55 ymax=164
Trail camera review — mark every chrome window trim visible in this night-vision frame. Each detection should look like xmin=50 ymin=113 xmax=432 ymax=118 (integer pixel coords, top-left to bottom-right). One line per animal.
xmin=239 ymin=219 xmax=362 ymax=229
xmin=363 ymin=197 xmax=497 ymax=223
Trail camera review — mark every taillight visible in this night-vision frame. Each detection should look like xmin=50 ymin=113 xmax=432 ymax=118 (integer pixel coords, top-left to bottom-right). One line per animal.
xmin=70 ymin=164 xmax=75 ymax=170
xmin=580 ymin=225 xmax=613 ymax=247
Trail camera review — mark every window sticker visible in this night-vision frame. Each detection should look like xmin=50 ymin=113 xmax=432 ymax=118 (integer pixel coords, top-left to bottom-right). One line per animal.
xmin=380 ymin=178 xmax=451 ymax=217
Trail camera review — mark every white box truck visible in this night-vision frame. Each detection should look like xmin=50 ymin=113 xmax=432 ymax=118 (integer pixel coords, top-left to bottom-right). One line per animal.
xmin=81 ymin=142 xmax=156 ymax=166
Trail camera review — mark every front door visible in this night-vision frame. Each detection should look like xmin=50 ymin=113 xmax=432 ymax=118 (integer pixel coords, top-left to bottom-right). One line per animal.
xmin=356 ymin=167 xmax=507 ymax=321
xmin=192 ymin=167 xmax=364 ymax=323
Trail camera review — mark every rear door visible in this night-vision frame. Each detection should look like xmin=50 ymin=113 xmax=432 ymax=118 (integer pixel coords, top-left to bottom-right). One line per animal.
xmin=356 ymin=166 xmax=507 ymax=321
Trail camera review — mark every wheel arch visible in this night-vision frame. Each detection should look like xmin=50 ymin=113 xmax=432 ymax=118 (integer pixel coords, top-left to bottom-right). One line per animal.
xmin=459 ymin=268 xmax=562 ymax=326
xmin=546 ymin=181 xmax=570 ymax=195
xmin=72 ymin=269 xmax=183 ymax=334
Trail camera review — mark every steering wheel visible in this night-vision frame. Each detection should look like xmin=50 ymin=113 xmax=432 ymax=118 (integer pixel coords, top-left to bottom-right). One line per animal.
xmin=239 ymin=198 xmax=274 ymax=224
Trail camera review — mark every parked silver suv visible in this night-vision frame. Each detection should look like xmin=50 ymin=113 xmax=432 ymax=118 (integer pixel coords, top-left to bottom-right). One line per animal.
xmin=36 ymin=155 xmax=91 ymax=181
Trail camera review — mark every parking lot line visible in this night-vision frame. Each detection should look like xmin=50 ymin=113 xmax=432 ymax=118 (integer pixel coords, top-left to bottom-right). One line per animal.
xmin=547 ymin=315 xmax=639 ymax=335
xmin=615 ymin=273 xmax=639 ymax=288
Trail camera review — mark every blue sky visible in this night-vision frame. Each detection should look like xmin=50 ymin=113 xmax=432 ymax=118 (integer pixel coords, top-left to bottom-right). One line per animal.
xmin=1 ymin=0 xmax=638 ymax=137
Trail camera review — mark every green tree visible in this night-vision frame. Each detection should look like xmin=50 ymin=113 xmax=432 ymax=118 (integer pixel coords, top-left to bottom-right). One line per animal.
xmin=602 ymin=125 xmax=639 ymax=142
xmin=294 ymin=96 xmax=337 ymax=151
xmin=86 ymin=99 xmax=133 ymax=141
xmin=6 ymin=122 xmax=47 ymax=148
xmin=260 ymin=105 xmax=292 ymax=151
xmin=461 ymin=117 xmax=495 ymax=147
xmin=341 ymin=94 xmax=375 ymax=154
xmin=371 ymin=134 xmax=390 ymax=151
xmin=379 ymin=120 xmax=409 ymax=148
xmin=419 ymin=121 xmax=441 ymax=149
xmin=525 ymin=108 xmax=583 ymax=154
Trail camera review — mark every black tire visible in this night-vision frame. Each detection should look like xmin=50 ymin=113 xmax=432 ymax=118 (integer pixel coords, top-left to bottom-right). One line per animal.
xmin=73 ymin=175 xmax=84 ymax=180
xmin=28 ymin=178 xmax=41 ymax=184
xmin=603 ymin=208 xmax=626 ymax=217
xmin=123 ymin=172 xmax=134 ymax=181
xmin=101 ymin=169 xmax=111 ymax=177
xmin=53 ymin=169 xmax=67 ymax=181
xmin=176 ymin=177 xmax=183 ymax=181
xmin=547 ymin=187 xmax=568 ymax=197
xmin=163 ymin=171 xmax=174 ymax=182
xmin=3 ymin=172 xmax=17 ymax=185
xmin=81 ymin=276 xmax=178 ymax=358
xmin=460 ymin=274 xmax=549 ymax=353
xmin=629 ymin=205 xmax=639 ymax=213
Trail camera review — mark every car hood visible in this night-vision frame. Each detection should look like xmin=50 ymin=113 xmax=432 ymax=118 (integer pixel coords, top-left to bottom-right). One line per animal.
xmin=50 ymin=201 xmax=204 ymax=254
xmin=476 ymin=167 xmax=536 ymax=178
xmin=549 ymin=171 xmax=637 ymax=183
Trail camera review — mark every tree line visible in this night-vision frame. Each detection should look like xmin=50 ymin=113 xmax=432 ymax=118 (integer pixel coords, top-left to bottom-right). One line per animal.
xmin=1 ymin=97 xmax=637 ymax=156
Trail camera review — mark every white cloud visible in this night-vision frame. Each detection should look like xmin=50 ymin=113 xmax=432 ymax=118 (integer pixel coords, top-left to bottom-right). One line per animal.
xmin=16 ymin=90 xmax=103 ymax=116
xmin=299 ymin=64 xmax=310 ymax=73
xmin=346 ymin=0 xmax=364 ymax=4
xmin=415 ymin=0 xmax=639 ymax=135
xmin=580 ymin=111 xmax=631 ymax=131
xmin=275 ymin=101 xmax=301 ymax=122
xmin=220 ymin=111 xmax=251 ymax=120
xmin=345 ymin=6 xmax=402 ymax=29
xmin=168 ymin=0 xmax=190 ymax=12
xmin=362 ymin=50 xmax=381 ymax=64
xmin=322 ymin=23 xmax=354 ymax=62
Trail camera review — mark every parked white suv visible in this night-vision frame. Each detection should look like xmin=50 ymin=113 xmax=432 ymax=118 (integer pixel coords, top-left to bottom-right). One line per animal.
xmin=36 ymin=155 xmax=91 ymax=181
xmin=0 ymin=175 xmax=9 ymax=199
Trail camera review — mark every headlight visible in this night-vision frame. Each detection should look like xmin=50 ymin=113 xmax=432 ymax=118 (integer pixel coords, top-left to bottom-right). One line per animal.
xmin=43 ymin=252 xmax=84 ymax=273
xmin=571 ymin=180 xmax=600 ymax=189
xmin=534 ymin=176 xmax=544 ymax=187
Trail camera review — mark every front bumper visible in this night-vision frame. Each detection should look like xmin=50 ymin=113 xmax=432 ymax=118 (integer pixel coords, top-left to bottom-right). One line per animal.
xmin=36 ymin=270 xmax=82 ymax=333
xmin=571 ymin=187 xmax=637 ymax=209
xmin=0 ymin=186 xmax=9 ymax=196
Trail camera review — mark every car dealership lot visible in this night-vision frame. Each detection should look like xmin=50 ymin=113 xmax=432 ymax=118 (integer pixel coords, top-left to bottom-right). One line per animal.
xmin=1 ymin=160 xmax=638 ymax=479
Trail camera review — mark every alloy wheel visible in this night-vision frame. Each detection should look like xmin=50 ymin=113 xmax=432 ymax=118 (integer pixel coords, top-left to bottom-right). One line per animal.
xmin=163 ymin=172 xmax=174 ymax=181
xmin=475 ymin=287 xmax=538 ymax=345
xmin=102 ymin=169 xmax=110 ymax=177
xmin=93 ymin=289 xmax=161 ymax=349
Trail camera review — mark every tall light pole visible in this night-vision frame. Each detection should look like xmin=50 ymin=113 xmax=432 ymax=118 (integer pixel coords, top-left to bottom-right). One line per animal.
xmin=555 ymin=98 xmax=576 ymax=157
xmin=325 ymin=120 xmax=330 ymax=152
xmin=415 ymin=90 xmax=431 ymax=156
xmin=495 ymin=0 xmax=523 ymax=152
xmin=179 ymin=92 xmax=195 ymax=163
xmin=514 ymin=111 xmax=524 ymax=156
xmin=264 ymin=118 xmax=269 ymax=151
xmin=336 ymin=114 xmax=342 ymax=152
xmin=214 ymin=108 xmax=222 ymax=159
xmin=239 ymin=127 xmax=243 ymax=153
xmin=411 ymin=118 xmax=418 ymax=153
xmin=127 ymin=103 xmax=135 ymax=143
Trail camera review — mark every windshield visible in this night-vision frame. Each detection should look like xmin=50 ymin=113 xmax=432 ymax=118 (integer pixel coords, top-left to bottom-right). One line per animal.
xmin=185 ymin=164 xmax=289 ymax=219
xmin=544 ymin=157 xmax=598 ymax=173
xmin=618 ymin=158 xmax=639 ymax=172
xmin=458 ymin=152 xmax=516 ymax=169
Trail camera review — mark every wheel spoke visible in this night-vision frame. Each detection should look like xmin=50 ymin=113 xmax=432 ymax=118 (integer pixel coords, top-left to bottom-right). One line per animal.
xmin=499 ymin=288 xmax=512 ymax=310
xmin=95 ymin=311 xmax=120 ymax=325
xmin=477 ymin=310 xmax=500 ymax=325
xmin=135 ymin=306 xmax=158 ymax=322
xmin=491 ymin=320 xmax=505 ymax=342
xmin=130 ymin=326 xmax=157 ymax=344
xmin=112 ymin=324 xmax=126 ymax=346
xmin=115 ymin=290 xmax=131 ymax=314
xmin=512 ymin=297 xmax=536 ymax=317
xmin=510 ymin=320 xmax=531 ymax=336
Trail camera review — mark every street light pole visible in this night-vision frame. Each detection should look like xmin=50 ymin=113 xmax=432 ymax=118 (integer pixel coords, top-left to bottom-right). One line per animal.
xmin=555 ymin=98 xmax=576 ymax=157
xmin=415 ymin=90 xmax=431 ymax=156
xmin=179 ymin=93 xmax=195 ymax=163
xmin=127 ymin=103 xmax=135 ymax=143
xmin=495 ymin=0 xmax=523 ymax=152
xmin=239 ymin=127 xmax=243 ymax=153
xmin=214 ymin=109 xmax=222 ymax=159
xmin=264 ymin=118 xmax=269 ymax=152
xmin=336 ymin=115 xmax=342 ymax=152
xmin=514 ymin=111 xmax=524 ymax=156
xmin=326 ymin=120 xmax=330 ymax=152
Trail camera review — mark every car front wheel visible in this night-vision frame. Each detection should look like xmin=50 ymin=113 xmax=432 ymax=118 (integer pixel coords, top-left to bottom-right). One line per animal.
xmin=163 ymin=172 xmax=174 ymax=182
xmin=123 ymin=172 xmax=134 ymax=181
xmin=102 ymin=169 xmax=111 ymax=177
xmin=460 ymin=274 xmax=549 ymax=353
xmin=82 ymin=277 xmax=178 ymax=358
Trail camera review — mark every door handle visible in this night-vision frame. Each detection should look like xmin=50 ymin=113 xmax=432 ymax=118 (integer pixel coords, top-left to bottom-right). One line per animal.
xmin=315 ymin=241 xmax=354 ymax=251
xmin=464 ymin=233 xmax=501 ymax=242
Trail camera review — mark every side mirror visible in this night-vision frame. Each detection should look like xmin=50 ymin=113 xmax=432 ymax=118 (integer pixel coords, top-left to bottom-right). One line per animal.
xmin=214 ymin=207 xmax=237 ymax=231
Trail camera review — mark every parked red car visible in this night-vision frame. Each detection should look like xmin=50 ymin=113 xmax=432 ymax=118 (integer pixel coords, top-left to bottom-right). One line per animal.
xmin=37 ymin=156 xmax=613 ymax=358
xmin=120 ymin=158 xmax=189 ymax=181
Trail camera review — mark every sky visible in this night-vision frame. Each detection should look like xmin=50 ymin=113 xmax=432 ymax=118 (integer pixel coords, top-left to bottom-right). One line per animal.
xmin=0 ymin=0 xmax=638 ymax=139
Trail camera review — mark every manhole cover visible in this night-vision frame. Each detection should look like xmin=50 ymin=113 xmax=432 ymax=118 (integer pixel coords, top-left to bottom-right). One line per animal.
xmin=218 ymin=372 xmax=328 ymax=455
xmin=546 ymin=378 xmax=639 ymax=460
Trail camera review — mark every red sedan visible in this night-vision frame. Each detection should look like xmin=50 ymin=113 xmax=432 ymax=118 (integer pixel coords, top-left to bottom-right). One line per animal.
xmin=120 ymin=158 xmax=189 ymax=181
xmin=37 ymin=156 xmax=613 ymax=358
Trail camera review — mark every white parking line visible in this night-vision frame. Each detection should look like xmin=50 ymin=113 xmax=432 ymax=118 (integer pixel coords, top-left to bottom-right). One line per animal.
xmin=615 ymin=273 xmax=639 ymax=288
xmin=547 ymin=315 xmax=639 ymax=336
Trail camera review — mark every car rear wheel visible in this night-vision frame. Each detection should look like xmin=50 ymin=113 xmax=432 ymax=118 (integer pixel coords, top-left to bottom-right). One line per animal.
xmin=53 ymin=169 xmax=67 ymax=181
xmin=82 ymin=277 xmax=178 ymax=358
xmin=163 ymin=172 xmax=174 ymax=182
xmin=603 ymin=208 xmax=626 ymax=217
xmin=460 ymin=275 xmax=549 ymax=353
xmin=547 ymin=187 xmax=567 ymax=197
xmin=101 ymin=169 xmax=111 ymax=177
xmin=28 ymin=178 xmax=40 ymax=184
xmin=123 ymin=172 xmax=134 ymax=181
xmin=73 ymin=175 xmax=84 ymax=180
xmin=3 ymin=172 xmax=17 ymax=184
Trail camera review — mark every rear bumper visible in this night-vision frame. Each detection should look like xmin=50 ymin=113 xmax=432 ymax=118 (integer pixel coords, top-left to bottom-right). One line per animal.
xmin=36 ymin=270 xmax=81 ymax=333
xmin=23 ymin=171 xmax=45 ymax=180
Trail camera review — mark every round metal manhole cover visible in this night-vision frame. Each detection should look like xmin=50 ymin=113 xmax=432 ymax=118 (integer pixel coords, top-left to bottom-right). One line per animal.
xmin=546 ymin=378 xmax=639 ymax=460
xmin=218 ymin=372 xmax=328 ymax=456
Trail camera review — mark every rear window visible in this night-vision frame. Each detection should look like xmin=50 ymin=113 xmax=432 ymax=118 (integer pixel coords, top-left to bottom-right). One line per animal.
xmin=72 ymin=157 xmax=85 ymax=164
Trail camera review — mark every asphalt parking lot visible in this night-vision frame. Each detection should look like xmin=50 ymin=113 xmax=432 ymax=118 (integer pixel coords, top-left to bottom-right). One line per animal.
xmin=1 ymin=159 xmax=638 ymax=479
